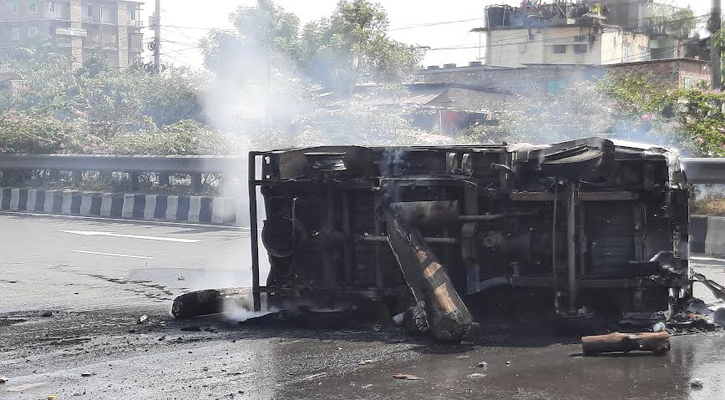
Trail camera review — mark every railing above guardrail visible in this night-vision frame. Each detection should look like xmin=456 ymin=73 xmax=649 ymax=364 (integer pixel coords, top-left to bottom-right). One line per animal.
xmin=0 ymin=154 xmax=246 ymax=192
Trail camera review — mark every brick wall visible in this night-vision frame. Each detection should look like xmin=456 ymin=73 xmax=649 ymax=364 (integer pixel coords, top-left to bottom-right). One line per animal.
xmin=606 ymin=59 xmax=711 ymax=89
xmin=417 ymin=65 xmax=603 ymax=95
xmin=418 ymin=59 xmax=711 ymax=93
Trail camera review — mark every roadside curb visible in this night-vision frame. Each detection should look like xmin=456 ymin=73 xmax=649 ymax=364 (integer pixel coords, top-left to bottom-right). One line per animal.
xmin=0 ymin=188 xmax=246 ymax=226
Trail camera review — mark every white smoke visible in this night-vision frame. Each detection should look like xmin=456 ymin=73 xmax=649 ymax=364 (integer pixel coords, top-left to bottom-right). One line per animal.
xmin=222 ymin=296 xmax=278 ymax=322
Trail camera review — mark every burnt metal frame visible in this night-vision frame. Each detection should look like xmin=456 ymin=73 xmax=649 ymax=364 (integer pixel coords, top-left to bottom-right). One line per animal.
xmin=248 ymin=152 xmax=262 ymax=312
xmin=247 ymin=148 xmax=712 ymax=313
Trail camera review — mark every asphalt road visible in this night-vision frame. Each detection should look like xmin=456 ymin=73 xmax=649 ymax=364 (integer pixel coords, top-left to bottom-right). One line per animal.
xmin=1 ymin=213 xmax=725 ymax=400
xmin=0 ymin=212 xmax=269 ymax=313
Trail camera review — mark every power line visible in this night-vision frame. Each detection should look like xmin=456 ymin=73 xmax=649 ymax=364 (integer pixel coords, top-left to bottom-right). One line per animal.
xmin=388 ymin=18 xmax=481 ymax=31
xmin=161 ymin=24 xmax=236 ymax=33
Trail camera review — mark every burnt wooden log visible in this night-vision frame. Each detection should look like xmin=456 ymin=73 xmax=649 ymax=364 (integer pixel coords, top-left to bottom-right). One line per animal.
xmin=172 ymin=288 xmax=252 ymax=319
xmin=383 ymin=207 xmax=473 ymax=342
xmin=581 ymin=331 xmax=670 ymax=356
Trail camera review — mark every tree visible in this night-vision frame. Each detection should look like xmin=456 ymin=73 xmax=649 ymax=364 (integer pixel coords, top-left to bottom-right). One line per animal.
xmin=200 ymin=0 xmax=423 ymax=92
xmin=715 ymin=28 xmax=724 ymax=87
xmin=0 ymin=49 xmax=212 ymax=156
xmin=465 ymin=74 xmax=725 ymax=157
xmin=200 ymin=0 xmax=301 ymax=79
xmin=304 ymin=0 xmax=421 ymax=91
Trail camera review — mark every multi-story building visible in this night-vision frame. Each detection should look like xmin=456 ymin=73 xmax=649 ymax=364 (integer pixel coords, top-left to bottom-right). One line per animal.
xmin=582 ymin=0 xmax=697 ymax=60
xmin=482 ymin=2 xmax=651 ymax=67
xmin=0 ymin=0 xmax=144 ymax=69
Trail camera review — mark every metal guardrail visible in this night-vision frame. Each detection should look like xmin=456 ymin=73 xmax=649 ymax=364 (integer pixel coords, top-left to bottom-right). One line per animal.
xmin=0 ymin=154 xmax=245 ymax=173
xmin=0 ymin=154 xmax=722 ymax=189
xmin=0 ymin=154 xmax=246 ymax=192
xmin=681 ymin=158 xmax=725 ymax=184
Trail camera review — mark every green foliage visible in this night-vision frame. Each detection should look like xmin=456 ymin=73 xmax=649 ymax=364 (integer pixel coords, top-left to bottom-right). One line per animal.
xmin=664 ymin=7 xmax=698 ymax=38
xmin=0 ymin=110 xmax=86 ymax=154
xmin=1 ymin=52 xmax=208 ymax=147
xmin=603 ymin=74 xmax=725 ymax=156
xmin=105 ymin=120 xmax=232 ymax=155
xmin=200 ymin=0 xmax=301 ymax=79
xmin=464 ymin=74 xmax=725 ymax=156
xmin=0 ymin=47 xmax=219 ymax=156
xmin=320 ymin=0 xmax=421 ymax=87
xmin=201 ymin=0 xmax=422 ymax=92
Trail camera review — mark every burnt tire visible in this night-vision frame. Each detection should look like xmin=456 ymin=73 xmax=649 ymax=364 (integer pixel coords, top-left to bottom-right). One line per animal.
xmin=172 ymin=290 xmax=225 ymax=320
xmin=171 ymin=288 xmax=251 ymax=319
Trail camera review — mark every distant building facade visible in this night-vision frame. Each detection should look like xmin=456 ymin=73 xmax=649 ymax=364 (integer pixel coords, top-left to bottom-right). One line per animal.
xmin=480 ymin=1 xmax=695 ymax=68
xmin=485 ymin=25 xmax=650 ymax=67
xmin=583 ymin=0 xmax=697 ymax=60
xmin=483 ymin=3 xmax=652 ymax=67
xmin=0 ymin=0 xmax=144 ymax=69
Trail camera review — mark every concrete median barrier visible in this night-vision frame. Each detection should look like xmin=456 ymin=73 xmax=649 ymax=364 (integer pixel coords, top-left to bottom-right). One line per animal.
xmin=0 ymin=187 xmax=245 ymax=226
xmin=691 ymin=215 xmax=725 ymax=256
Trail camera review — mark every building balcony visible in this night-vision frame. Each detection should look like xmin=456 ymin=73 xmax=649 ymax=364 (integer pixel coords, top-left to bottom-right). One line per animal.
xmin=82 ymin=17 xmax=119 ymax=26
xmin=54 ymin=37 xmax=73 ymax=47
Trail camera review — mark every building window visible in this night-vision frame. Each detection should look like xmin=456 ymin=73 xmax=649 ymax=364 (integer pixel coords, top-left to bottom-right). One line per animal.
xmin=684 ymin=77 xmax=692 ymax=89
xmin=47 ymin=1 xmax=54 ymax=13
xmin=101 ymin=7 xmax=114 ymax=23
xmin=28 ymin=0 xmax=36 ymax=13
xmin=11 ymin=27 xmax=19 ymax=41
xmin=574 ymin=44 xmax=587 ymax=54
xmin=9 ymin=0 xmax=18 ymax=14
xmin=553 ymin=45 xmax=566 ymax=54
xmin=638 ymin=46 xmax=647 ymax=61
xmin=28 ymin=26 xmax=37 ymax=37
xmin=623 ymin=43 xmax=631 ymax=62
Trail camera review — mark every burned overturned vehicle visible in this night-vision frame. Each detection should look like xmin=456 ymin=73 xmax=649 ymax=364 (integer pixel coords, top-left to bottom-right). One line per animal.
xmin=247 ymin=138 xmax=691 ymax=342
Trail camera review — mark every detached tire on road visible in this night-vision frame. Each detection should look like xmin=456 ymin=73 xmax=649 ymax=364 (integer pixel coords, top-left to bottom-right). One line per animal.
xmin=172 ymin=288 xmax=251 ymax=320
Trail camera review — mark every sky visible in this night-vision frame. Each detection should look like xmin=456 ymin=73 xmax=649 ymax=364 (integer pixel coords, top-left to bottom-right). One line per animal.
xmin=141 ymin=0 xmax=711 ymax=70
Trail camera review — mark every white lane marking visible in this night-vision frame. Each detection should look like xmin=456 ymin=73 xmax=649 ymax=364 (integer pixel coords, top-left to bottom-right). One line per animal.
xmin=691 ymin=256 xmax=725 ymax=263
xmin=73 ymin=250 xmax=154 ymax=260
xmin=61 ymin=230 xmax=200 ymax=243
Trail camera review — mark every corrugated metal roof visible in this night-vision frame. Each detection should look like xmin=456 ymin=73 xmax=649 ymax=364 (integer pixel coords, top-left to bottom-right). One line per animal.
xmin=401 ymin=90 xmax=447 ymax=106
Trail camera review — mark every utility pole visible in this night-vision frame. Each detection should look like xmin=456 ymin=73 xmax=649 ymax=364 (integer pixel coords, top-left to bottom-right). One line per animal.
xmin=153 ymin=0 xmax=161 ymax=72
xmin=711 ymin=0 xmax=722 ymax=90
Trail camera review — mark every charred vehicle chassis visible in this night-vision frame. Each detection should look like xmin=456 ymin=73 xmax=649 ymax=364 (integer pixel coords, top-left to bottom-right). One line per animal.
xmin=248 ymin=138 xmax=691 ymax=341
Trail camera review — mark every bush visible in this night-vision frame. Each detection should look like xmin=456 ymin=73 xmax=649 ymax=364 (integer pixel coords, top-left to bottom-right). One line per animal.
xmin=106 ymin=120 xmax=232 ymax=155
xmin=692 ymin=189 xmax=725 ymax=217
xmin=0 ymin=110 xmax=86 ymax=153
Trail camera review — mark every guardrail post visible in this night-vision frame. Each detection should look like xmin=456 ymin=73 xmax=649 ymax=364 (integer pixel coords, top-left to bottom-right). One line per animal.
xmin=159 ymin=173 xmax=170 ymax=186
xmin=72 ymin=171 xmax=82 ymax=187
xmin=191 ymin=173 xmax=202 ymax=193
xmin=130 ymin=172 xmax=139 ymax=191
